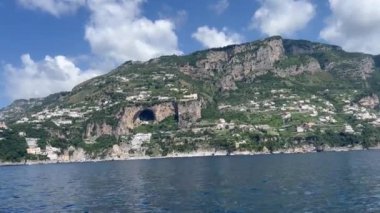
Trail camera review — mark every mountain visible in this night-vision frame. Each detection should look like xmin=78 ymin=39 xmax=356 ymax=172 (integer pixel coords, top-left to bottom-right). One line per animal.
xmin=2 ymin=36 xmax=380 ymax=162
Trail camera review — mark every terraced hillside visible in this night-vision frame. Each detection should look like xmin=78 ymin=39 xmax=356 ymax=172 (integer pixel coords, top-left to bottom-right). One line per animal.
xmin=2 ymin=36 xmax=380 ymax=162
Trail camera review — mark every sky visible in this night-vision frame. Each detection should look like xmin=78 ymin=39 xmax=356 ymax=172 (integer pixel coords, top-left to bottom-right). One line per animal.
xmin=1 ymin=0 xmax=380 ymax=108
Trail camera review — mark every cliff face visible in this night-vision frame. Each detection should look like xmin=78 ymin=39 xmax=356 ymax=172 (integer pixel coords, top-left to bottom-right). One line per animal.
xmin=180 ymin=37 xmax=285 ymax=91
xmin=3 ymin=36 xmax=378 ymax=124
xmin=325 ymin=56 xmax=375 ymax=80
xmin=178 ymin=101 xmax=202 ymax=128
xmin=176 ymin=37 xmax=378 ymax=93
xmin=115 ymin=102 xmax=177 ymax=136
xmin=274 ymin=57 xmax=322 ymax=77
xmin=3 ymin=36 xmax=380 ymax=162
xmin=85 ymin=122 xmax=114 ymax=138
xmin=85 ymin=101 xmax=202 ymax=138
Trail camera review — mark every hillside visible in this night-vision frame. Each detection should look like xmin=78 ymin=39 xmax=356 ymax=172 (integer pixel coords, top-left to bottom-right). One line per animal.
xmin=1 ymin=36 xmax=380 ymax=162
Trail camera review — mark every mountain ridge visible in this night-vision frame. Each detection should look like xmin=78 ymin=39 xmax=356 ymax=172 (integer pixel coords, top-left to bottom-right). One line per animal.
xmin=1 ymin=36 xmax=376 ymax=113
xmin=1 ymin=36 xmax=380 ymax=163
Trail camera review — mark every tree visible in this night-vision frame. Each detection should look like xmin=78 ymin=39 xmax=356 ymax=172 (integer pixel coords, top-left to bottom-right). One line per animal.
xmin=0 ymin=130 xmax=27 ymax=162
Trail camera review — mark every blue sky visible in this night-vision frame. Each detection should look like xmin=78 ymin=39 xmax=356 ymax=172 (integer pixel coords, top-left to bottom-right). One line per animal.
xmin=0 ymin=0 xmax=379 ymax=108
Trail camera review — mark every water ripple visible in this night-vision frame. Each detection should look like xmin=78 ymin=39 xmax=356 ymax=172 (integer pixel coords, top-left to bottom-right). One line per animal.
xmin=1 ymin=151 xmax=380 ymax=211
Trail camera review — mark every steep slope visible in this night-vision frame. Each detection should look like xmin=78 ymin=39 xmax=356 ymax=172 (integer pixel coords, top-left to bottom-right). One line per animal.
xmin=1 ymin=36 xmax=380 ymax=162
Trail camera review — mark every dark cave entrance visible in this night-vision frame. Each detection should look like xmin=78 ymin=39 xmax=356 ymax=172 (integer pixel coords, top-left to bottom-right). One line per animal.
xmin=138 ymin=109 xmax=156 ymax=122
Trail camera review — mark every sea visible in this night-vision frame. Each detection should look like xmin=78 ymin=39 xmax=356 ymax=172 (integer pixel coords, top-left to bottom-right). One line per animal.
xmin=1 ymin=150 xmax=380 ymax=212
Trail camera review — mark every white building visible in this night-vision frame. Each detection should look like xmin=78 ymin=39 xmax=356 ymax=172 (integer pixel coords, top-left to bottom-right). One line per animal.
xmin=158 ymin=96 xmax=171 ymax=101
xmin=297 ymin=126 xmax=305 ymax=133
xmin=16 ymin=117 xmax=29 ymax=124
xmin=26 ymin=138 xmax=38 ymax=148
xmin=27 ymin=147 xmax=41 ymax=155
xmin=183 ymin=93 xmax=198 ymax=100
xmin=216 ymin=119 xmax=227 ymax=130
xmin=344 ymin=124 xmax=355 ymax=134
xmin=68 ymin=111 xmax=83 ymax=118
xmin=26 ymin=138 xmax=42 ymax=155
xmin=0 ymin=122 xmax=7 ymax=129
xmin=53 ymin=119 xmax=73 ymax=126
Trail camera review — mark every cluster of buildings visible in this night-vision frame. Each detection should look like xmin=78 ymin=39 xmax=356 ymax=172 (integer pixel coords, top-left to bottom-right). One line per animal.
xmin=25 ymin=138 xmax=41 ymax=155
xmin=343 ymin=104 xmax=378 ymax=120
xmin=126 ymin=91 xmax=152 ymax=102
xmin=118 ymin=71 xmax=197 ymax=103
xmin=220 ymin=91 xmax=338 ymax=124
xmin=214 ymin=88 xmax=380 ymax=135
xmin=15 ymin=106 xmax=99 ymax=125
xmin=22 ymin=136 xmax=61 ymax=160
xmin=151 ymin=73 xmax=175 ymax=81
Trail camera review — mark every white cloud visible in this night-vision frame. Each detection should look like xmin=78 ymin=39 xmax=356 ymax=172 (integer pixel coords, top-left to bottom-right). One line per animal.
xmin=18 ymin=0 xmax=182 ymax=65
xmin=18 ymin=0 xmax=85 ymax=17
xmin=85 ymin=0 xmax=182 ymax=64
xmin=210 ymin=0 xmax=229 ymax=15
xmin=9 ymin=0 xmax=183 ymax=101
xmin=192 ymin=26 xmax=243 ymax=48
xmin=320 ymin=0 xmax=380 ymax=54
xmin=3 ymin=54 xmax=99 ymax=100
xmin=252 ymin=0 xmax=315 ymax=36
xmin=158 ymin=9 xmax=188 ymax=28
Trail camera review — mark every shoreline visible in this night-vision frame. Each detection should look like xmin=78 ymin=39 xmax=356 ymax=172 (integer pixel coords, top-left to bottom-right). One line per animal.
xmin=1 ymin=145 xmax=379 ymax=167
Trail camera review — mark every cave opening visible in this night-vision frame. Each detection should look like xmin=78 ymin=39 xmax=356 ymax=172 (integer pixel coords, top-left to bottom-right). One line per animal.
xmin=138 ymin=109 xmax=156 ymax=122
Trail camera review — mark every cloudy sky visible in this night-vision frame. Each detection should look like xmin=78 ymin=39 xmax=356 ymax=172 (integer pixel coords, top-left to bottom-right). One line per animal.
xmin=0 ymin=0 xmax=379 ymax=107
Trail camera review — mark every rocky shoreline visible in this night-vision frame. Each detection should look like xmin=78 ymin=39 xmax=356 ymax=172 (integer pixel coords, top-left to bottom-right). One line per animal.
xmin=1 ymin=145 xmax=378 ymax=167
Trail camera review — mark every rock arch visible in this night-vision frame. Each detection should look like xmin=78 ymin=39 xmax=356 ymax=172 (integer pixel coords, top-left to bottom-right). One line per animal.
xmin=135 ymin=108 xmax=156 ymax=122
xmin=111 ymin=101 xmax=201 ymax=136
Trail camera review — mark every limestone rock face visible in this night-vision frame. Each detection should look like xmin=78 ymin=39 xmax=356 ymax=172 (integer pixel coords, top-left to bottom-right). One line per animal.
xmin=85 ymin=101 xmax=200 ymax=138
xmin=178 ymin=100 xmax=202 ymax=128
xmin=359 ymin=94 xmax=379 ymax=109
xmin=116 ymin=106 xmax=141 ymax=135
xmin=151 ymin=102 xmax=176 ymax=122
xmin=220 ymin=75 xmax=238 ymax=91
xmin=107 ymin=143 xmax=132 ymax=159
xmin=69 ymin=147 xmax=87 ymax=161
xmin=115 ymin=102 xmax=176 ymax=134
xmin=254 ymin=37 xmax=285 ymax=69
xmin=130 ymin=133 xmax=152 ymax=149
xmin=178 ymin=36 xmax=377 ymax=92
xmin=326 ymin=56 xmax=375 ymax=79
xmin=359 ymin=57 xmax=375 ymax=80
xmin=85 ymin=122 xmax=113 ymax=138
xmin=275 ymin=57 xmax=322 ymax=77
xmin=180 ymin=37 xmax=285 ymax=91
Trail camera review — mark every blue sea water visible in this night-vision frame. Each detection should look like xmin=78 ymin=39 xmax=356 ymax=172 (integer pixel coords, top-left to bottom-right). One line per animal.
xmin=1 ymin=151 xmax=380 ymax=212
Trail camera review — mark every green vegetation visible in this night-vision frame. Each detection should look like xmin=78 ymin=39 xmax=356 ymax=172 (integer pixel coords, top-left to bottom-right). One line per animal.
xmin=144 ymin=131 xmax=201 ymax=156
xmin=49 ymin=138 xmax=69 ymax=152
xmin=84 ymin=135 xmax=119 ymax=157
xmin=210 ymin=133 xmax=236 ymax=153
xmin=10 ymin=123 xmax=49 ymax=139
xmin=133 ymin=117 xmax=178 ymax=133
xmin=86 ymin=105 xmax=121 ymax=128
xmin=0 ymin=130 xmax=27 ymax=162
xmin=275 ymin=55 xmax=311 ymax=69
xmin=26 ymin=154 xmax=49 ymax=161
xmin=2 ymin=37 xmax=380 ymax=162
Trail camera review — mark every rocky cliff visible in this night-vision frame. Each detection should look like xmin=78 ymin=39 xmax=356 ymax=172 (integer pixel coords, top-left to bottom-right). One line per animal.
xmin=180 ymin=36 xmax=285 ymax=90
xmin=85 ymin=100 xmax=202 ymax=138
xmin=177 ymin=100 xmax=203 ymax=128
xmin=2 ymin=36 xmax=380 ymax=162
